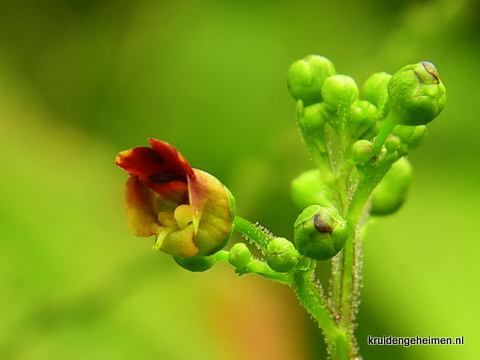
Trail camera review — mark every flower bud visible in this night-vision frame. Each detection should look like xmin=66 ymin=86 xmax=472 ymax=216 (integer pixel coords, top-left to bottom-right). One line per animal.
xmin=294 ymin=205 xmax=348 ymax=261
xmin=392 ymin=125 xmax=427 ymax=150
xmin=388 ymin=61 xmax=446 ymax=126
xmin=351 ymin=140 xmax=375 ymax=164
xmin=290 ymin=169 xmax=334 ymax=209
xmin=298 ymin=103 xmax=329 ymax=153
xmin=384 ymin=135 xmax=402 ymax=153
xmin=371 ymin=157 xmax=413 ymax=216
xmin=287 ymin=55 xmax=336 ymax=106
xmin=228 ymin=243 xmax=252 ymax=269
xmin=116 ymin=139 xmax=236 ymax=258
xmin=265 ymin=238 xmax=299 ymax=273
xmin=363 ymin=72 xmax=391 ymax=118
xmin=349 ymin=100 xmax=377 ymax=138
xmin=321 ymin=75 xmax=359 ymax=113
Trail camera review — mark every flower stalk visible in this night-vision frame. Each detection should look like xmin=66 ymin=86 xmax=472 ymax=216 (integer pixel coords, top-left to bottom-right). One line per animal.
xmin=115 ymin=54 xmax=445 ymax=360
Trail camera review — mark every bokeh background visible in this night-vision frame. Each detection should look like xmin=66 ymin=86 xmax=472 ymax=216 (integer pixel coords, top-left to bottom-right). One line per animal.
xmin=1 ymin=0 xmax=479 ymax=359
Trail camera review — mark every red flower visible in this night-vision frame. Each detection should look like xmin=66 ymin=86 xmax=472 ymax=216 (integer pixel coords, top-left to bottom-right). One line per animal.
xmin=115 ymin=139 xmax=235 ymax=257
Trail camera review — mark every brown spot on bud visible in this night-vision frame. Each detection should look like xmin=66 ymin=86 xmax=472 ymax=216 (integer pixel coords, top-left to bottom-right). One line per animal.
xmin=421 ymin=61 xmax=440 ymax=84
xmin=314 ymin=214 xmax=333 ymax=233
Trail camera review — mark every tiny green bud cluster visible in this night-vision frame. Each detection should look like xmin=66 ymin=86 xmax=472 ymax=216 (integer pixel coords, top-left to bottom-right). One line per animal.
xmin=289 ymin=55 xmax=446 ymax=226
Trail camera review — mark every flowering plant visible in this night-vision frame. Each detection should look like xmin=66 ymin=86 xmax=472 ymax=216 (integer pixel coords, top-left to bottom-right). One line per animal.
xmin=116 ymin=55 xmax=446 ymax=359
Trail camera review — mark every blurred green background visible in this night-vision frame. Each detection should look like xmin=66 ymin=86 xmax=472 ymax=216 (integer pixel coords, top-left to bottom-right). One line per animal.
xmin=1 ymin=0 xmax=478 ymax=359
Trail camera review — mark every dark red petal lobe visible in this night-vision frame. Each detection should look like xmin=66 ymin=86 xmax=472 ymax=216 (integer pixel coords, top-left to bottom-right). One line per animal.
xmin=115 ymin=139 xmax=195 ymax=200
xmin=115 ymin=146 xmax=165 ymax=180
xmin=148 ymin=139 xmax=194 ymax=178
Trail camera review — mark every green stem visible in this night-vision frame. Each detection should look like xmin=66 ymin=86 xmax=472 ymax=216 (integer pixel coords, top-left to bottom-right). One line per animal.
xmin=234 ymin=216 xmax=274 ymax=250
xmin=372 ymin=112 xmax=397 ymax=155
xmin=338 ymin=152 xmax=399 ymax=347
xmin=240 ymin=258 xmax=293 ymax=284
xmin=293 ymin=266 xmax=352 ymax=359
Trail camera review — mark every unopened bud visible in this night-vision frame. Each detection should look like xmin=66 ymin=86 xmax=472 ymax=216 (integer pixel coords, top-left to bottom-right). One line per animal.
xmin=321 ymin=75 xmax=359 ymax=114
xmin=290 ymin=169 xmax=334 ymax=209
xmin=228 ymin=243 xmax=252 ymax=269
xmin=287 ymin=55 xmax=336 ymax=106
xmin=388 ymin=61 xmax=446 ymax=126
xmin=371 ymin=157 xmax=413 ymax=216
xmin=351 ymin=140 xmax=375 ymax=164
xmin=294 ymin=205 xmax=348 ymax=261
xmin=265 ymin=237 xmax=299 ymax=273
xmin=363 ymin=72 xmax=392 ymax=118
xmin=392 ymin=125 xmax=428 ymax=150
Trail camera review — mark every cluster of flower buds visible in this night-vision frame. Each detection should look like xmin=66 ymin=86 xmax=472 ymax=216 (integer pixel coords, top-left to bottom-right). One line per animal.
xmin=115 ymin=55 xmax=446 ymax=269
xmin=288 ymin=55 xmax=446 ymax=259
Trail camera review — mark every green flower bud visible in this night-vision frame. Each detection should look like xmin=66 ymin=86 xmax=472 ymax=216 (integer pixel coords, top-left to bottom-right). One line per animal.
xmin=349 ymin=100 xmax=377 ymax=138
xmin=392 ymin=125 xmax=427 ymax=150
xmin=228 ymin=243 xmax=252 ymax=269
xmin=351 ymin=139 xmax=375 ymax=164
xmin=298 ymin=103 xmax=329 ymax=152
xmin=294 ymin=205 xmax=348 ymax=261
xmin=321 ymin=75 xmax=359 ymax=113
xmin=265 ymin=237 xmax=299 ymax=273
xmin=371 ymin=157 xmax=413 ymax=216
xmin=388 ymin=61 xmax=446 ymax=126
xmin=290 ymin=169 xmax=334 ymax=209
xmin=174 ymin=252 xmax=222 ymax=272
xmin=363 ymin=72 xmax=391 ymax=118
xmin=287 ymin=55 xmax=336 ymax=106
xmin=384 ymin=135 xmax=402 ymax=153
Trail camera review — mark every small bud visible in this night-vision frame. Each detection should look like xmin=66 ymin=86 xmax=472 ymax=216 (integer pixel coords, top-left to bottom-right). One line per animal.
xmin=290 ymin=169 xmax=334 ymax=209
xmin=371 ymin=157 xmax=413 ymax=216
xmin=388 ymin=61 xmax=446 ymax=126
xmin=351 ymin=140 xmax=375 ymax=164
xmin=392 ymin=125 xmax=427 ymax=150
xmin=384 ymin=135 xmax=402 ymax=153
xmin=298 ymin=103 xmax=329 ymax=153
xmin=228 ymin=243 xmax=252 ymax=269
xmin=287 ymin=55 xmax=336 ymax=106
xmin=321 ymin=75 xmax=359 ymax=113
xmin=174 ymin=252 xmax=223 ymax=272
xmin=349 ymin=100 xmax=377 ymax=138
xmin=294 ymin=205 xmax=348 ymax=261
xmin=363 ymin=72 xmax=392 ymax=118
xmin=265 ymin=237 xmax=299 ymax=273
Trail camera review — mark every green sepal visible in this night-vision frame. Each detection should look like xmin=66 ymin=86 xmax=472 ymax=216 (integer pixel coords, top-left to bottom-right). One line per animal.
xmin=294 ymin=205 xmax=348 ymax=261
xmin=370 ymin=156 xmax=413 ymax=216
xmin=174 ymin=251 xmax=226 ymax=272
xmin=265 ymin=237 xmax=299 ymax=273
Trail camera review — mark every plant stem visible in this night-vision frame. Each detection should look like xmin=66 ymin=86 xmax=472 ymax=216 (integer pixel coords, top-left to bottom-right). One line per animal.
xmin=234 ymin=216 xmax=273 ymax=250
xmin=293 ymin=266 xmax=352 ymax=359
xmin=337 ymin=152 xmax=399 ymax=352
